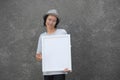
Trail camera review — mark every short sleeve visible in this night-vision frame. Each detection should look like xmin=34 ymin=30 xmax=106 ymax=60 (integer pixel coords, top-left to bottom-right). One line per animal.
xmin=36 ymin=35 xmax=42 ymax=54
xmin=61 ymin=29 xmax=67 ymax=34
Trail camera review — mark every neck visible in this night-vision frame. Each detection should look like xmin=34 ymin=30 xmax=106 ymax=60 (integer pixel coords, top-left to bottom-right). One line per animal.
xmin=46 ymin=28 xmax=56 ymax=34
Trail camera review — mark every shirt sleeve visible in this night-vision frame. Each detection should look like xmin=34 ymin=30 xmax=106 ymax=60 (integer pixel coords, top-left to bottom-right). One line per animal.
xmin=62 ymin=29 xmax=67 ymax=34
xmin=36 ymin=35 xmax=42 ymax=54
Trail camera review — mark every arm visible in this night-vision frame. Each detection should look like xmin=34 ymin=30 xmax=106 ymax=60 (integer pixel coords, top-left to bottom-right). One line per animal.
xmin=36 ymin=35 xmax=42 ymax=61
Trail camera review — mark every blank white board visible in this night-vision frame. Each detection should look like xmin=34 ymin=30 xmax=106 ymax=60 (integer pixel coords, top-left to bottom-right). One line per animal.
xmin=42 ymin=34 xmax=72 ymax=72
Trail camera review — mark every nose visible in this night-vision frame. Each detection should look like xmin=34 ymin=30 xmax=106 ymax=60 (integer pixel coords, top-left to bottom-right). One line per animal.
xmin=49 ymin=21 xmax=53 ymax=24
xmin=49 ymin=20 xmax=56 ymax=25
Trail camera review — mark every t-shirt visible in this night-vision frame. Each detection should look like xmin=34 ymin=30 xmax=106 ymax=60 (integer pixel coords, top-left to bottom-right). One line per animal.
xmin=36 ymin=29 xmax=68 ymax=75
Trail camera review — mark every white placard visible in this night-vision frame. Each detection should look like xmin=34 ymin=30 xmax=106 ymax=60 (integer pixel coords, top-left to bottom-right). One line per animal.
xmin=42 ymin=34 xmax=72 ymax=72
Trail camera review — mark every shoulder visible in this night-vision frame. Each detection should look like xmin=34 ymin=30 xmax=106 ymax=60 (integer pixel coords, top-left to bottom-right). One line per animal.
xmin=56 ymin=29 xmax=67 ymax=34
xmin=39 ymin=32 xmax=46 ymax=39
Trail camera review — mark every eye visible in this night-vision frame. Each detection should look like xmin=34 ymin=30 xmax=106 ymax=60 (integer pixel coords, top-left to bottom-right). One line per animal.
xmin=52 ymin=20 xmax=56 ymax=23
xmin=48 ymin=18 xmax=52 ymax=21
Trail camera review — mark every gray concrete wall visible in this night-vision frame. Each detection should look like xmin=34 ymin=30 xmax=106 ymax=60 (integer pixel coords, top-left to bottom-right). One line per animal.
xmin=0 ymin=0 xmax=120 ymax=80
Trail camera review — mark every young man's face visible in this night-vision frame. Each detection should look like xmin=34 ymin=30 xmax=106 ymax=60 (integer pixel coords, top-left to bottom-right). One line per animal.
xmin=46 ymin=15 xmax=57 ymax=29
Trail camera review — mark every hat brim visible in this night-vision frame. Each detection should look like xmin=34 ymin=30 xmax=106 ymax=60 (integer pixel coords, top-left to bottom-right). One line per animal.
xmin=45 ymin=13 xmax=59 ymax=19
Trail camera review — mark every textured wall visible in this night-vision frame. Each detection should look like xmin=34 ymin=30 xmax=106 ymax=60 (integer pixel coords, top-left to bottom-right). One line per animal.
xmin=0 ymin=0 xmax=120 ymax=80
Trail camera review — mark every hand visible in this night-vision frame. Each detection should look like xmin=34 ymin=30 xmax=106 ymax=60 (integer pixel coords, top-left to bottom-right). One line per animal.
xmin=36 ymin=53 xmax=42 ymax=61
xmin=64 ymin=68 xmax=71 ymax=72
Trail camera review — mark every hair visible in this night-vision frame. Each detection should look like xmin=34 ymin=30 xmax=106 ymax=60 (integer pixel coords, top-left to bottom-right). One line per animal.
xmin=43 ymin=14 xmax=60 ymax=28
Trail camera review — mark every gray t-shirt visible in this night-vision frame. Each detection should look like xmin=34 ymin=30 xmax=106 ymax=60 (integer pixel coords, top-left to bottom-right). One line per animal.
xmin=36 ymin=29 xmax=68 ymax=75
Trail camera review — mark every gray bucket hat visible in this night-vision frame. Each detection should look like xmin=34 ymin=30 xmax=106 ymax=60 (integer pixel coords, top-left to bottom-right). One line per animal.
xmin=45 ymin=9 xmax=59 ymax=18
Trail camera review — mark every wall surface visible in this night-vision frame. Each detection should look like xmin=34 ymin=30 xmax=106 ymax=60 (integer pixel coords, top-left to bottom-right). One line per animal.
xmin=0 ymin=0 xmax=120 ymax=80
